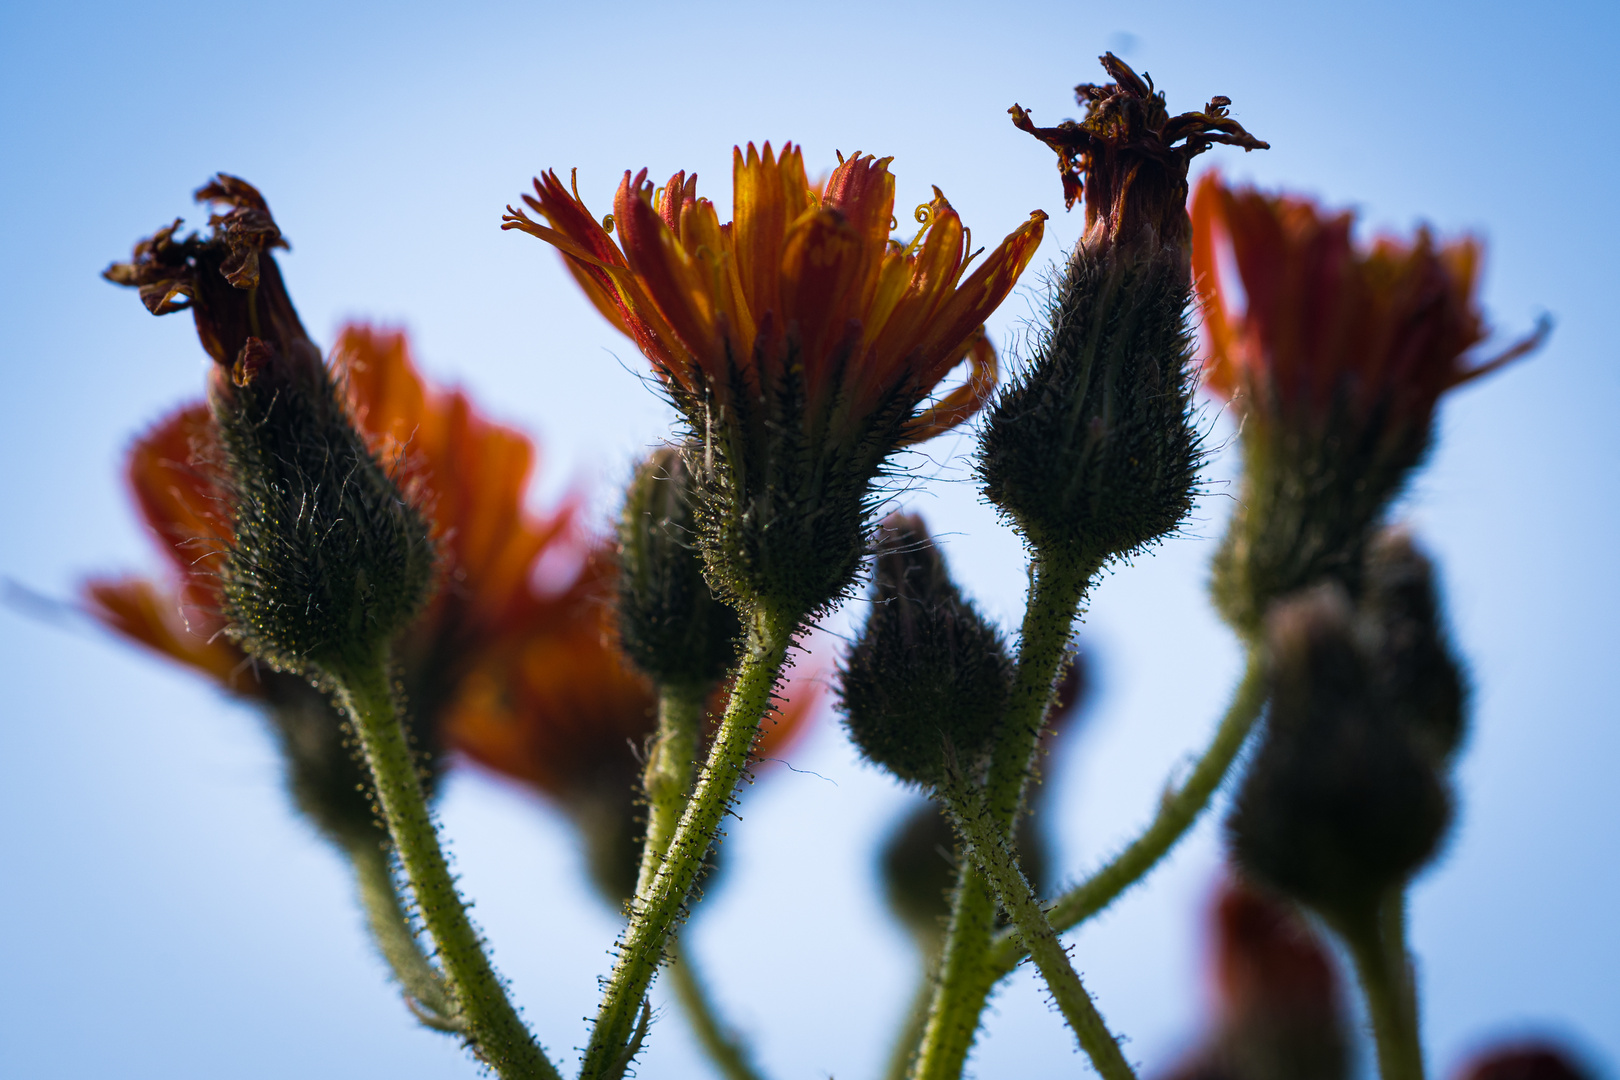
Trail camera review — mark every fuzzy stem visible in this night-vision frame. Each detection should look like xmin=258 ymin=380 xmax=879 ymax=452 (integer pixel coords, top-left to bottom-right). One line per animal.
xmin=578 ymin=604 xmax=796 ymax=1080
xmin=941 ymin=778 xmax=1137 ymax=1080
xmin=910 ymin=554 xmax=1094 ymax=1080
xmin=667 ymin=935 xmax=767 ymax=1080
xmin=331 ymin=653 xmax=557 ymax=1080
xmin=633 ymin=683 xmax=709 ymax=906
xmin=346 ymin=839 xmax=459 ymax=1029
xmin=883 ymin=959 xmax=940 ymax=1080
xmin=1340 ymin=893 xmax=1426 ymax=1080
xmin=985 ymin=648 xmax=1267 ymax=975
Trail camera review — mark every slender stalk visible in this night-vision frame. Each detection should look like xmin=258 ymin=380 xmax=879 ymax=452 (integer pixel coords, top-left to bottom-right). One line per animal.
xmin=634 ymin=683 xmax=709 ymax=906
xmin=667 ymin=935 xmax=767 ymax=1080
xmin=883 ymin=961 xmax=939 ymax=1080
xmin=331 ymin=652 xmax=557 ymax=1080
xmin=346 ymin=839 xmax=459 ymax=1029
xmin=985 ymin=649 xmax=1267 ymax=975
xmin=1339 ymin=893 xmax=1425 ymax=1080
xmin=911 ymin=554 xmax=1094 ymax=1080
xmin=942 ymin=779 xmax=1136 ymax=1080
xmin=578 ymin=603 xmax=797 ymax=1080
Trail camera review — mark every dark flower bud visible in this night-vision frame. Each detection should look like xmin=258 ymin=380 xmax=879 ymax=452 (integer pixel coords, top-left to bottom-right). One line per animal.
xmin=1359 ymin=530 xmax=1467 ymax=762
xmin=1453 ymin=1043 xmax=1596 ymax=1080
xmin=107 ymin=177 xmax=436 ymax=678
xmin=1227 ymin=585 xmax=1451 ymax=924
xmin=615 ymin=445 xmax=742 ymax=689
xmin=986 ymin=56 xmax=1263 ymax=568
xmin=839 ymin=514 xmax=1013 ymax=787
xmin=978 ymin=245 xmax=1203 ymax=567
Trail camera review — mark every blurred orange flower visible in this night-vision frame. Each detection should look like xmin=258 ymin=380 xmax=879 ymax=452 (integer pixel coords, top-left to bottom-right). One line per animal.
xmin=89 ymin=324 xmax=819 ymax=829
xmin=1190 ymin=172 xmax=1545 ymax=439
xmin=504 ymin=145 xmax=1046 ymax=445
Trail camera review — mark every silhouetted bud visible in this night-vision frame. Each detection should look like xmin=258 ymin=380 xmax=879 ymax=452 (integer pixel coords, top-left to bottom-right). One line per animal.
xmin=1453 ymin=1043 xmax=1596 ymax=1080
xmin=840 ymin=515 xmax=1013 ymax=787
xmin=509 ymin=151 xmax=1044 ymax=619
xmin=987 ymin=56 xmax=1265 ymax=567
xmin=106 ymin=177 xmax=435 ymax=678
xmin=1360 ymin=530 xmax=1467 ymax=762
xmin=1227 ymin=585 xmax=1450 ymax=924
xmin=615 ymin=445 xmax=742 ymax=689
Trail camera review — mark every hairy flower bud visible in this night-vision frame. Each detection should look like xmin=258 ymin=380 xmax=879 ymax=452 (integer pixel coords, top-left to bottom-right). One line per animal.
xmin=985 ymin=56 xmax=1265 ymax=568
xmin=106 ymin=177 xmax=435 ymax=677
xmin=1227 ymin=584 xmax=1451 ymax=923
xmin=839 ymin=515 xmax=1013 ymax=787
xmin=615 ymin=445 xmax=742 ymax=689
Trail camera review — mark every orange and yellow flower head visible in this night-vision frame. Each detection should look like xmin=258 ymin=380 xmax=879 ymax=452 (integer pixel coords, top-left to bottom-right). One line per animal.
xmin=1191 ymin=173 xmax=1547 ymax=631
xmin=505 ymin=146 xmax=1046 ymax=617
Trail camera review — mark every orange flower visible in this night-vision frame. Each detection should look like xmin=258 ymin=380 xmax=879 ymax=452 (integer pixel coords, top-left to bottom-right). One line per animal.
xmin=1191 ymin=172 xmax=1546 ymax=442
xmin=504 ymin=145 xmax=1045 ymax=446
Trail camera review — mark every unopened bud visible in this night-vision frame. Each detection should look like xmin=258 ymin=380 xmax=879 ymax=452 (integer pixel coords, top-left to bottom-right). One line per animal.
xmin=1227 ymin=584 xmax=1450 ymax=923
xmin=1359 ymin=530 xmax=1467 ymax=762
xmin=615 ymin=445 xmax=742 ymax=689
xmin=839 ymin=515 xmax=1012 ymax=787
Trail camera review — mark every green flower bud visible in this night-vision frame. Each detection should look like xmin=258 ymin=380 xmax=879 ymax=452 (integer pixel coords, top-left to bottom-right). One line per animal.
xmin=106 ymin=176 xmax=436 ymax=678
xmin=839 ymin=515 xmax=1013 ymax=788
xmin=615 ymin=445 xmax=742 ymax=689
xmin=1228 ymin=584 xmax=1451 ymax=923
xmin=979 ymin=247 xmax=1203 ymax=566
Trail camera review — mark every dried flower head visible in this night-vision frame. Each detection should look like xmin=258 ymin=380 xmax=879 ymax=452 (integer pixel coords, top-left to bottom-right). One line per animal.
xmin=1012 ymin=53 xmax=1267 ymax=263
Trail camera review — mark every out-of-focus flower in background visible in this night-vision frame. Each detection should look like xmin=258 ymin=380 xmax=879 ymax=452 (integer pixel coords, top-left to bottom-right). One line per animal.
xmin=1190 ymin=173 xmax=1548 ymax=634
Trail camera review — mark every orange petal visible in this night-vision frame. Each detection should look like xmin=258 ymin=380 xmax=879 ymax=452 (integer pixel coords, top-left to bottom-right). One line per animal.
xmin=898 ymin=329 xmax=999 ymax=444
xmin=914 ymin=210 xmax=1047 ymax=384
xmin=83 ymin=576 xmax=251 ymax=692
xmin=779 ymin=206 xmax=867 ymax=398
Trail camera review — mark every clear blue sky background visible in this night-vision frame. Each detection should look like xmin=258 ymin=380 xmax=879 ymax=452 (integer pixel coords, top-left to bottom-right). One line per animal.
xmin=1 ymin=2 xmax=1615 ymax=1077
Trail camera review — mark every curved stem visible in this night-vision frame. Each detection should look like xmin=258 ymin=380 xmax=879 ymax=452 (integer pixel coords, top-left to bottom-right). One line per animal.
xmin=985 ymin=648 xmax=1266 ymax=976
xmin=332 ymin=652 xmax=557 ymax=1080
xmin=346 ymin=839 xmax=459 ymax=1029
xmin=942 ymin=779 xmax=1136 ymax=1080
xmin=911 ymin=554 xmax=1094 ymax=1080
xmin=633 ymin=683 xmax=708 ymax=907
xmin=667 ymin=935 xmax=767 ymax=1080
xmin=1340 ymin=893 xmax=1425 ymax=1080
xmin=578 ymin=604 xmax=797 ymax=1080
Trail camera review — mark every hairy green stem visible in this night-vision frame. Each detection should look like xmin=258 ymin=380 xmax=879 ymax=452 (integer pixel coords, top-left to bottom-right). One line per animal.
xmin=985 ymin=649 xmax=1267 ymax=976
xmin=332 ymin=653 xmax=557 ymax=1080
xmin=346 ymin=839 xmax=459 ymax=1030
xmin=883 ymin=960 xmax=940 ymax=1080
xmin=578 ymin=604 xmax=796 ymax=1080
xmin=1340 ymin=893 xmax=1425 ymax=1080
xmin=634 ymin=683 xmax=709 ymax=906
xmin=667 ymin=935 xmax=767 ymax=1080
xmin=911 ymin=554 xmax=1094 ymax=1080
xmin=942 ymin=779 xmax=1136 ymax=1080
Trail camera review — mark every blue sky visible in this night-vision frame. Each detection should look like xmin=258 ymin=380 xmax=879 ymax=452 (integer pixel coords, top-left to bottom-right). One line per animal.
xmin=1 ymin=1 xmax=1616 ymax=1077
